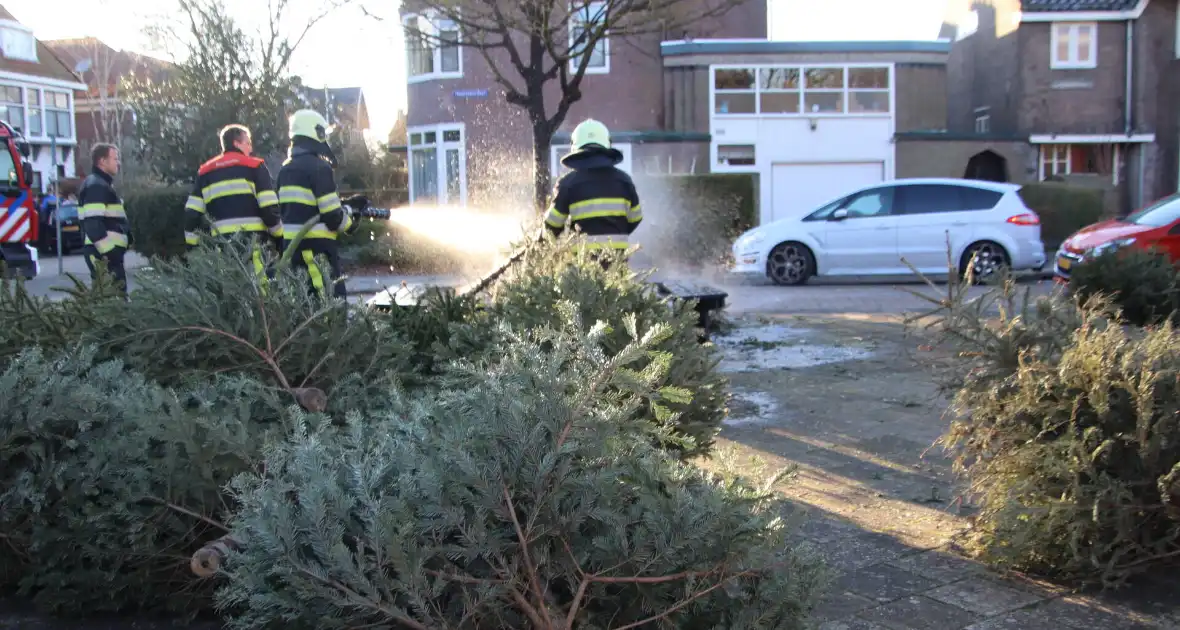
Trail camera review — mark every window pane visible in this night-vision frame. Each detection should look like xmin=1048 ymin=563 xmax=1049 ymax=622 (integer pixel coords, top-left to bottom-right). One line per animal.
xmin=1055 ymin=37 xmax=1071 ymax=62
xmin=440 ymin=44 xmax=459 ymax=72
xmin=714 ymin=68 xmax=755 ymax=90
xmin=443 ymin=129 xmax=461 ymax=142
xmin=717 ymin=144 xmax=755 ymax=165
xmin=714 ymin=92 xmax=756 ymax=114
xmin=802 ymin=92 xmax=843 ymax=113
xmin=758 ymin=68 xmax=799 ymax=89
xmin=843 ymin=189 xmax=893 ymax=217
xmin=1076 ymin=27 xmax=1092 ymax=61
xmin=848 ymin=67 xmax=888 ymax=89
xmin=424 ymin=131 xmax=436 ymax=143
xmin=1125 ymin=194 xmax=1180 ymax=227
xmin=0 ymin=86 xmax=20 ymax=104
xmin=759 ymin=91 xmax=800 ymax=113
xmin=28 ymin=109 xmax=41 ymax=135
xmin=959 ymin=187 xmax=1003 ymax=210
xmin=53 ymin=111 xmax=71 ymax=137
xmin=898 ymin=184 xmax=963 ymax=214
xmin=804 ymin=68 xmax=844 ymax=89
xmin=28 ymin=89 xmax=39 ymax=106
xmin=50 ymin=91 xmax=69 ymax=108
xmin=410 ymin=132 xmax=422 ymax=145
xmin=849 ymin=91 xmax=889 ymax=113
xmin=445 ymin=148 xmax=461 ymax=202
xmin=4 ymin=106 xmax=23 ymax=132
xmin=411 ymin=147 xmax=438 ymax=203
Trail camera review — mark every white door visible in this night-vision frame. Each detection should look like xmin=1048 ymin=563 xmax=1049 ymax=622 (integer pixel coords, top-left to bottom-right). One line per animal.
xmin=893 ymin=183 xmax=995 ymax=273
xmin=551 ymin=142 xmax=633 ymax=180
xmin=771 ymin=162 xmax=884 ymax=223
xmin=817 ymin=185 xmax=900 ymax=274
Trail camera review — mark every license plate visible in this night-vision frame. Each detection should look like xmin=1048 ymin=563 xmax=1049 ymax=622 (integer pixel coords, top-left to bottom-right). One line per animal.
xmin=1057 ymin=256 xmax=1072 ymax=271
xmin=62 ymin=225 xmax=79 ymax=232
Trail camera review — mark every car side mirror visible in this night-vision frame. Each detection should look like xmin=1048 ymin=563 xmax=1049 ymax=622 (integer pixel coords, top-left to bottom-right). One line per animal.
xmin=16 ymin=141 xmax=30 ymax=158
xmin=22 ymin=163 xmax=34 ymax=187
xmin=829 ymin=208 xmax=849 ymax=221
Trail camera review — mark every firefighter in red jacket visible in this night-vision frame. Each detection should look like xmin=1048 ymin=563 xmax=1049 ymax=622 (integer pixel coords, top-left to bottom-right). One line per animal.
xmin=184 ymin=125 xmax=283 ymax=280
xmin=544 ymin=119 xmax=642 ymax=264
xmin=78 ymin=143 xmax=130 ymax=295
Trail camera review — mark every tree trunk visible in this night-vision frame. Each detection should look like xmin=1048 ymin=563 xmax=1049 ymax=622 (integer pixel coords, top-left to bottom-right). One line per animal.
xmin=532 ymin=120 xmax=554 ymax=214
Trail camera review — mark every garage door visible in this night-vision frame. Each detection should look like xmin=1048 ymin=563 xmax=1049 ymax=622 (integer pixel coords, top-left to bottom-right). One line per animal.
xmin=770 ymin=162 xmax=884 ymax=222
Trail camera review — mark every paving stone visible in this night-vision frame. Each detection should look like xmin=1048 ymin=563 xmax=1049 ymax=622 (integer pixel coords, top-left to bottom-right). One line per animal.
xmin=1034 ymin=596 xmax=1162 ymax=630
xmin=837 ymin=563 xmax=941 ymax=603
xmin=925 ymin=576 xmax=1050 ymax=617
xmin=794 ymin=513 xmax=865 ymax=543
xmin=813 ymin=590 xmax=879 ymax=622
xmin=822 ymin=531 xmax=920 ymax=573
xmin=819 ymin=619 xmax=891 ymax=630
xmin=962 ymin=608 xmax=1057 ymax=629
xmin=886 ymin=548 xmax=988 ymax=585
xmin=856 ymin=595 xmax=981 ymax=630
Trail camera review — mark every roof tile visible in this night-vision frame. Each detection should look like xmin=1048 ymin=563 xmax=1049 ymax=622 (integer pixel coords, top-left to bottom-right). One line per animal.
xmin=1020 ymin=0 xmax=1140 ymax=12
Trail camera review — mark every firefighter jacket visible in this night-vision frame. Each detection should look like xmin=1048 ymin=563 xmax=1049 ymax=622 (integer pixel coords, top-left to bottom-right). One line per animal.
xmin=78 ymin=167 xmax=130 ymax=257
xmin=276 ymin=137 xmax=354 ymax=253
xmin=544 ymin=146 xmax=642 ymax=249
xmin=183 ymin=149 xmax=282 ymax=248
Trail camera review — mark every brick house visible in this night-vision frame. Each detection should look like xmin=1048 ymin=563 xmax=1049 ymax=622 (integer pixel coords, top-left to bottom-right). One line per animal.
xmin=399 ymin=1 xmax=969 ymax=224
xmin=43 ymin=37 xmax=171 ymax=174
xmin=943 ymin=0 xmax=1180 ymax=213
xmin=0 ymin=5 xmax=86 ymax=192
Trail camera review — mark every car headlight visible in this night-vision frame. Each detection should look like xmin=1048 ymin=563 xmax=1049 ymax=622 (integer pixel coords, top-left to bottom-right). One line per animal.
xmin=1088 ymin=238 xmax=1136 ymax=258
xmin=735 ymin=231 xmax=765 ymax=251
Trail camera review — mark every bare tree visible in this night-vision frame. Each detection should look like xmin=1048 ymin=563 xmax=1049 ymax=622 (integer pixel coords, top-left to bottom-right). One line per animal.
xmin=384 ymin=0 xmax=747 ymax=211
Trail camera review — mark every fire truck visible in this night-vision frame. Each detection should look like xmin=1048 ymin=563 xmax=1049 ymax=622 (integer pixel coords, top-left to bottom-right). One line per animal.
xmin=0 ymin=119 xmax=39 ymax=279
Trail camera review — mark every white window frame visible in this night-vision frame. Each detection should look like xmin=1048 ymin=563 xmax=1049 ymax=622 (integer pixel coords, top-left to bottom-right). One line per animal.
xmin=0 ymin=21 xmax=37 ymax=63
xmin=1050 ymin=22 xmax=1098 ymax=69
xmin=568 ymin=1 xmax=609 ymax=75
xmin=403 ymin=12 xmax=463 ymax=84
xmin=1040 ymin=144 xmax=1070 ymax=180
xmin=974 ymin=114 xmax=990 ymax=133
xmin=709 ymin=63 xmax=894 ymax=118
xmin=407 ymin=123 xmax=467 ymax=206
xmin=44 ymin=89 xmax=72 ymax=139
xmin=711 ymin=144 xmax=758 ymax=173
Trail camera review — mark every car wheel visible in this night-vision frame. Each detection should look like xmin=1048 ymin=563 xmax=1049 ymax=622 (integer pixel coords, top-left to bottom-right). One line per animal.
xmin=960 ymin=241 xmax=1010 ymax=283
xmin=766 ymin=241 xmax=815 ymax=286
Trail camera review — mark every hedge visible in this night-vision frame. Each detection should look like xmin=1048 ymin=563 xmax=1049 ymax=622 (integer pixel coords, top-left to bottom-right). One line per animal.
xmin=123 ymin=187 xmax=188 ymax=260
xmin=636 ymin=173 xmax=758 ymax=268
xmin=1016 ymin=183 xmax=1105 ymax=250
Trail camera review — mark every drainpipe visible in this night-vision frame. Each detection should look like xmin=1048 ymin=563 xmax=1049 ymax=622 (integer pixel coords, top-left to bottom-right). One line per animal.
xmin=1124 ymin=19 xmax=1137 ymax=211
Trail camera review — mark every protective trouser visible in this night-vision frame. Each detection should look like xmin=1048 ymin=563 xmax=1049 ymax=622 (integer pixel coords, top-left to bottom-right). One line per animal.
xmin=85 ymin=249 xmax=128 ymax=296
xmin=291 ymin=247 xmax=345 ymax=299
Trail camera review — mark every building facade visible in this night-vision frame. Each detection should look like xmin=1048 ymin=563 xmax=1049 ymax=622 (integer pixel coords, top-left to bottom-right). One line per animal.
xmin=944 ymin=0 xmax=1180 ymax=212
xmin=0 ymin=5 xmax=86 ymax=192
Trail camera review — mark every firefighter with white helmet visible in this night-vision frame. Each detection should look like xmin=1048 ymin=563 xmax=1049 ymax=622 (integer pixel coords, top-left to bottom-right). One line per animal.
xmin=276 ymin=109 xmax=366 ymax=299
xmin=544 ymin=119 xmax=642 ymax=263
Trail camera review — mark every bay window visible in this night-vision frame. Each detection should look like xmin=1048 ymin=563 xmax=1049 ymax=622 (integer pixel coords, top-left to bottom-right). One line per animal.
xmin=408 ymin=124 xmax=466 ymax=205
xmin=403 ymin=12 xmax=462 ymax=82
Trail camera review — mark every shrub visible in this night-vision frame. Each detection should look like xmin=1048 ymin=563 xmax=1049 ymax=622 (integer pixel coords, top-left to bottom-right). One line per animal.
xmin=1068 ymin=247 xmax=1180 ymax=327
xmin=637 ymin=173 xmax=758 ymax=268
xmin=1017 ymin=183 xmax=1104 ymax=249
xmin=915 ymin=277 xmax=1180 ymax=587
xmin=123 ymin=186 xmax=189 ymax=260
xmin=215 ymin=317 xmax=828 ymax=629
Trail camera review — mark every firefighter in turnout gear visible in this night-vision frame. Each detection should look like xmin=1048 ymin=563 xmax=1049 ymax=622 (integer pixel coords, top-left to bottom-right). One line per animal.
xmin=184 ymin=125 xmax=283 ymax=281
xmin=79 ymin=143 xmax=130 ymax=296
xmin=544 ymin=119 xmax=642 ymax=262
xmin=277 ymin=109 xmax=362 ymax=299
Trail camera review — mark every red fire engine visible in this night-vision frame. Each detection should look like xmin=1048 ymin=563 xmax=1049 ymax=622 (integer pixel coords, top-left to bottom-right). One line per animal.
xmin=0 ymin=119 xmax=39 ymax=279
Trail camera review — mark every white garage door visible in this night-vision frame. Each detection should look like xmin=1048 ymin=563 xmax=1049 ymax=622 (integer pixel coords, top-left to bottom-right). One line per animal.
xmin=770 ymin=162 xmax=884 ymax=222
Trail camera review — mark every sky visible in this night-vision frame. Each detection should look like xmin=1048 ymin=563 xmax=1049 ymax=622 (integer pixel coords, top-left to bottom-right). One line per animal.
xmin=12 ymin=0 xmax=949 ymax=138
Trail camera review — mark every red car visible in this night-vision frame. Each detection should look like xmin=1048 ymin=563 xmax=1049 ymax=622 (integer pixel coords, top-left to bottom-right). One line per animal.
xmin=1054 ymin=193 xmax=1180 ymax=281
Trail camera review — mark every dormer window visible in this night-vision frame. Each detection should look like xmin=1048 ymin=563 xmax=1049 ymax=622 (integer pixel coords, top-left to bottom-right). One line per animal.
xmin=0 ymin=22 xmax=37 ymax=62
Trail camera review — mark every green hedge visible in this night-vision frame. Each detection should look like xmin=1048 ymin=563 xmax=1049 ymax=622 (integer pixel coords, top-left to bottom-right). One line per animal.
xmin=1017 ymin=183 xmax=1104 ymax=249
xmin=638 ymin=173 xmax=758 ymax=268
xmin=123 ymin=187 xmax=188 ymax=260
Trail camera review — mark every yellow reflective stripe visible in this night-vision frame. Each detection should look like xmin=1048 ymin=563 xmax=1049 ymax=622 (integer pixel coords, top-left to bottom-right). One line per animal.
xmin=627 ymin=203 xmax=643 ymax=223
xmin=580 ymin=241 xmax=630 ymax=250
xmin=212 ymin=218 xmax=267 ymax=235
xmin=92 ymin=232 xmax=129 ymax=253
xmin=256 ymin=190 xmax=278 ymax=208
xmin=568 ymin=198 xmax=629 ymax=221
xmin=185 ymin=231 xmax=199 ymax=245
xmin=281 ymin=223 xmax=337 ymax=240
xmin=202 ymin=178 xmax=255 ymax=202
xmin=186 ymin=195 xmax=206 ymax=213
xmin=545 ymin=206 xmax=567 ymax=228
xmin=316 ymin=192 xmax=342 ymax=214
xmin=340 ymin=213 xmax=353 ymax=233
xmin=78 ymin=203 xmax=126 ymax=219
xmin=267 ymin=223 xmax=284 ymax=238
xmin=301 ymin=249 xmax=325 ymax=296
xmin=279 ymin=186 xmax=317 ymax=205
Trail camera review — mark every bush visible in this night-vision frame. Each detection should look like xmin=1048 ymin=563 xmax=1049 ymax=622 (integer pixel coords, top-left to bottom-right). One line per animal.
xmin=1068 ymin=247 xmax=1180 ymax=327
xmin=215 ymin=318 xmax=827 ymax=629
xmin=1017 ymin=183 xmax=1104 ymax=249
xmin=637 ymin=173 xmax=758 ymax=268
xmin=916 ymin=277 xmax=1180 ymax=587
xmin=123 ymin=186 xmax=189 ymax=260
